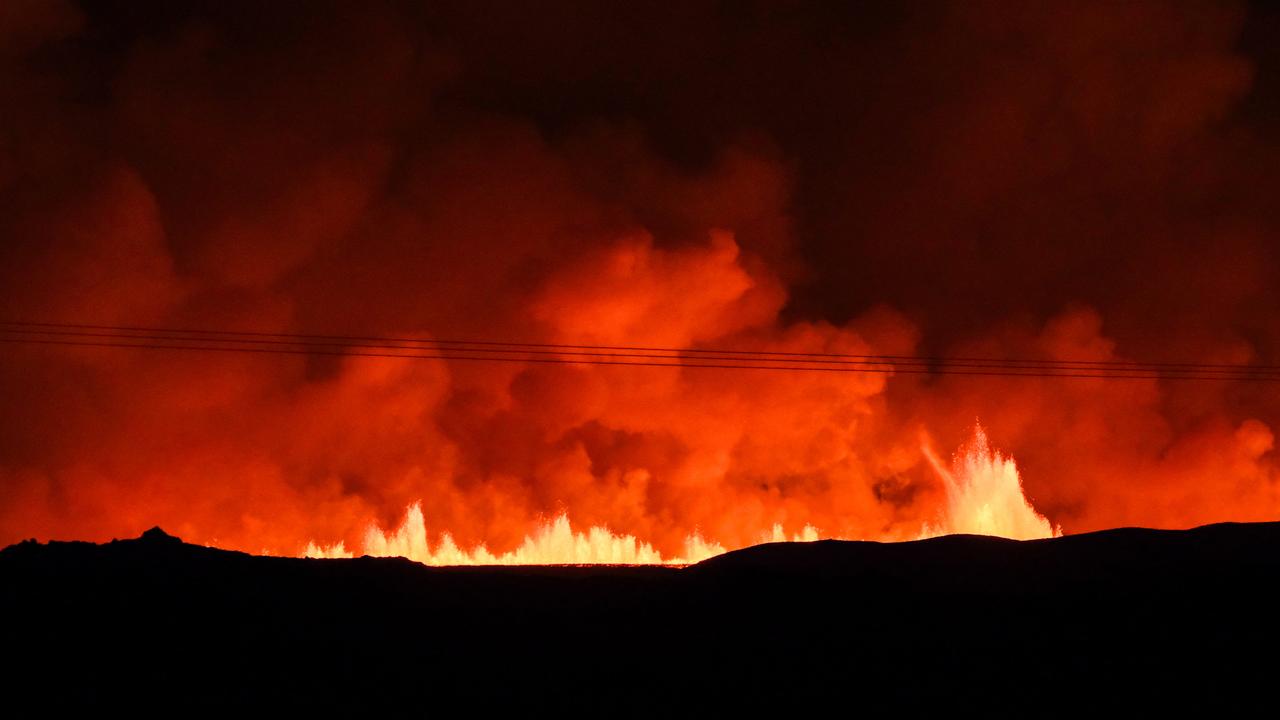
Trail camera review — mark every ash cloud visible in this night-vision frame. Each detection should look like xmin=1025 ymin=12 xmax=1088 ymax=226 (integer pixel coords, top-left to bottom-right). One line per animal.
xmin=1 ymin=0 xmax=1278 ymax=553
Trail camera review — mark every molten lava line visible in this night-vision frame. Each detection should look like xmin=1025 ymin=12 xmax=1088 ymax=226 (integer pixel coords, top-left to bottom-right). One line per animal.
xmin=300 ymin=423 xmax=1054 ymax=565
xmin=305 ymin=503 xmax=821 ymax=566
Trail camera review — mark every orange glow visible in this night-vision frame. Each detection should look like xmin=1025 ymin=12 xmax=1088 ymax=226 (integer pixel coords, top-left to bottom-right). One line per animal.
xmin=302 ymin=501 xmax=821 ymax=565
xmin=298 ymin=423 xmax=1052 ymax=565
xmin=4 ymin=227 xmax=1274 ymax=559
xmin=3 ymin=0 xmax=1278 ymax=560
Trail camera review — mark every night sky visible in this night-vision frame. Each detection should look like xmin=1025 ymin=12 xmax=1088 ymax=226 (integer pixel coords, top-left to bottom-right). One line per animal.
xmin=3 ymin=0 xmax=1280 ymax=558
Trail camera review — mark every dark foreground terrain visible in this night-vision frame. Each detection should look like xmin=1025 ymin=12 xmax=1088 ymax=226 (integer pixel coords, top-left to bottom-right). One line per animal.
xmin=4 ymin=523 xmax=1280 ymax=713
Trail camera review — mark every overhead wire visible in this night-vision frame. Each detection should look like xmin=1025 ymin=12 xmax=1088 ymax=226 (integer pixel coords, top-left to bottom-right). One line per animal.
xmin=2 ymin=319 xmax=1279 ymax=381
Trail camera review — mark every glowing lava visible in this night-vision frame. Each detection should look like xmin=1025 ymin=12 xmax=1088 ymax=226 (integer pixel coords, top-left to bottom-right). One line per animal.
xmin=305 ymin=502 xmax=819 ymax=565
xmin=304 ymin=423 xmax=1054 ymax=564
xmin=922 ymin=423 xmax=1059 ymax=540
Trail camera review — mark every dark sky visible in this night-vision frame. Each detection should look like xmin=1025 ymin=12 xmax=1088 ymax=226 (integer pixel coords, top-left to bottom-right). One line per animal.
xmin=3 ymin=0 xmax=1280 ymax=553
xmin=18 ymin=0 xmax=1280 ymax=337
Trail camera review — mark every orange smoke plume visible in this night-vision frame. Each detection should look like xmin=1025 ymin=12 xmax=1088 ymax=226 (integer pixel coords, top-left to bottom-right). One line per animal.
xmin=1 ymin=0 xmax=1278 ymax=559
xmin=302 ymin=422 xmax=1050 ymax=564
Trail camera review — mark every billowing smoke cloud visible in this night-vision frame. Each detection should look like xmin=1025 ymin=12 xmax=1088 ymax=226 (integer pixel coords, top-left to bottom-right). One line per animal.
xmin=1 ymin=0 xmax=1278 ymax=556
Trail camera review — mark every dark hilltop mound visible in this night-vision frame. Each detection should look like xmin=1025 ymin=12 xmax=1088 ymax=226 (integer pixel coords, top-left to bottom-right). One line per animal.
xmin=4 ymin=522 xmax=1280 ymax=713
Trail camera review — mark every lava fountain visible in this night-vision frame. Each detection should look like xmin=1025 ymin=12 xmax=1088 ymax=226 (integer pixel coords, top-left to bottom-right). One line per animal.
xmin=921 ymin=423 xmax=1060 ymax=540
xmin=306 ymin=422 xmax=1055 ymax=564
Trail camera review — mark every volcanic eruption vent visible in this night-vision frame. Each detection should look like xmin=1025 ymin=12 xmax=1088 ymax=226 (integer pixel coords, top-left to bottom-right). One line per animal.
xmin=922 ymin=423 xmax=1059 ymax=540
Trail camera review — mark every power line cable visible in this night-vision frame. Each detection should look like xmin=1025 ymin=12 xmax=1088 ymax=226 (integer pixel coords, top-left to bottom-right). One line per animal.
xmin=11 ymin=325 xmax=1275 ymax=376
xmin=6 ymin=319 xmax=1266 ymax=369
xmin=4 ymin=326 xmax=1280 ymax=381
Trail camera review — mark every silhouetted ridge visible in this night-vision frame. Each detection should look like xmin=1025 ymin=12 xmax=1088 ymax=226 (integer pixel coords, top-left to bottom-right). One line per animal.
xmin=5 ymin=521 xmax=1280 ymax=713
xmin=139 ymin=526 xmax=182 ymax=544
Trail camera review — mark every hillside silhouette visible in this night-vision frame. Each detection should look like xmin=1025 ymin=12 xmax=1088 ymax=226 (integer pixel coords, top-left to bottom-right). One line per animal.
xmin=4 ymin=523 xmax=1279 ymax=713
